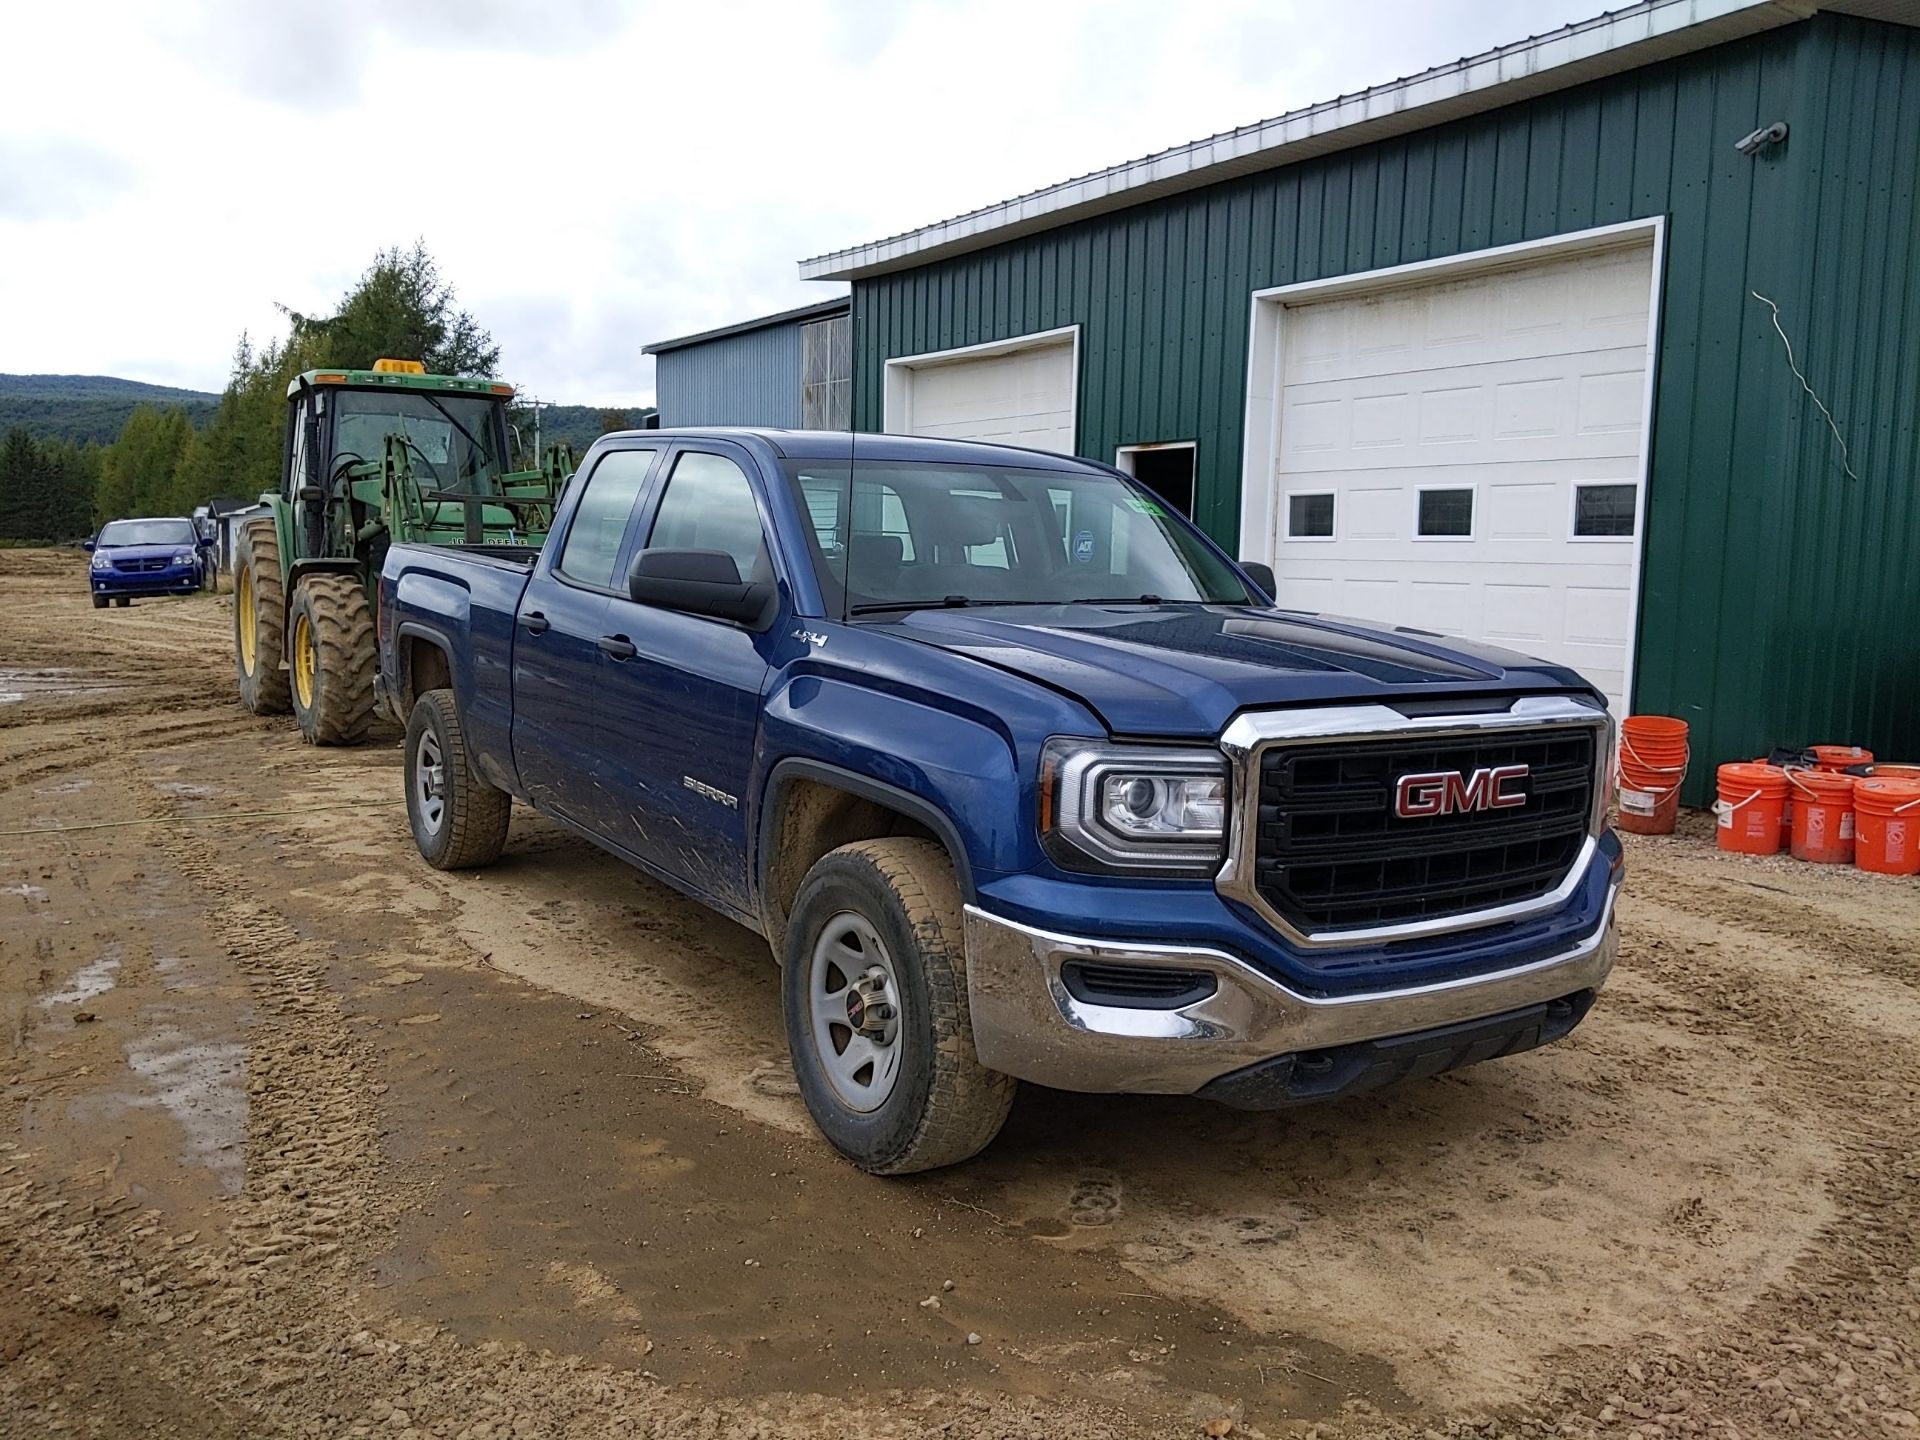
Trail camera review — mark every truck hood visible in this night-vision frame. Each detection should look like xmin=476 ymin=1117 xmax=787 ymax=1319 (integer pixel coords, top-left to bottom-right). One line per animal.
xmin=877 ymin=603 xmax=1595 ymax=737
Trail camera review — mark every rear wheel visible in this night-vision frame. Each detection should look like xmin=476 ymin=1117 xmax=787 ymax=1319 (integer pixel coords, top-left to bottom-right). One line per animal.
xmin=782 ymin=838 xmax=1015 ymax=1174
xmin=233 ymin=519 xmax=290 ymax=714
xmin=288 ymin=575 xmax=376 ymax=745
xmin=405 ymin=689 xmax=510 ymax=869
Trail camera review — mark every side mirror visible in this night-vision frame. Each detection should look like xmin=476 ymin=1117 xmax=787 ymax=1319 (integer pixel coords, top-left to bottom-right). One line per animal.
xmin=81 ymin=538 xmax=96 ymax=552
xmin=1239 ymin=560 xmax=1276 ymax=600
xmin=626 ymin=547 xmax=773 ymax=629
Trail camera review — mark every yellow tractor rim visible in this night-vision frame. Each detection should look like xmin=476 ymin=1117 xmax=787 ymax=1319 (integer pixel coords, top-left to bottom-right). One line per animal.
xmin=237 ymin=568 xmax=257 ymax=673
xmin=292 ymin=612 xmax=316 ymax=710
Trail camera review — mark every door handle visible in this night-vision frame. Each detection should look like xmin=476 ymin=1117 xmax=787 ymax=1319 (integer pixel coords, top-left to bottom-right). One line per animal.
xmin=520 ymin=611 xmax=550 ymax=635
xmin=597 ymin=634 xmax=638 ymax=661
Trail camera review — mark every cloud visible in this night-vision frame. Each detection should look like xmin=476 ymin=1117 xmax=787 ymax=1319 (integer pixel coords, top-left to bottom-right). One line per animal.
xmin=0 ymin=0 xmax=1612 ymax=404
xmin=0 ymin=138 xmax=136 ymax=222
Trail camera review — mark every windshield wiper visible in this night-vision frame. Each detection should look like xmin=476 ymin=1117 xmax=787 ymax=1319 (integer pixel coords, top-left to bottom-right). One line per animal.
xmin=849 ymin=596 xmax=979 ymax=615
xmin=421 ymin=393 xmax=493 ymax=473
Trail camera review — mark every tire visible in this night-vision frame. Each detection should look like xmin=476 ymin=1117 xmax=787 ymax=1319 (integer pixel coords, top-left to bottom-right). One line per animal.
xmin=233 ymin=519 xmax=291 ymax=714
xmin=288 ymin=575 xmax=377 ymax=745
xmin=92 ymin=595 xmax=108 ymax=610
xmin=404 ymin=689 xmax=510 ymax=870
xmin=782 ymin=838 xmax=1015 ymax=1174
xmin=114 ymin=597 xmax=131 ymax=607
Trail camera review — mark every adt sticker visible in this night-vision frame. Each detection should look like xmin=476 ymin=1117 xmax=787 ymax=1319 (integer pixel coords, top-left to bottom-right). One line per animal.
xmin=1072 ymin=529 xmax=1096 ymax=563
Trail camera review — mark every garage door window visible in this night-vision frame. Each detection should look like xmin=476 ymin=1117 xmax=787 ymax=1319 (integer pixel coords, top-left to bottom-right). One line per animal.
xmin=1287 ymin=492 xmax=1334 ymax=539
xmin=1417 ymin=488 xmax=1474 ymax=539
xmin=1573 ymin=483 xmax=1637 ymax=539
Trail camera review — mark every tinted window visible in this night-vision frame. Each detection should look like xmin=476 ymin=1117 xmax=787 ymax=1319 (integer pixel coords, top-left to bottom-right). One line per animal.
xmin=97 ymin=519 xmax=197 ymax=547
xmin=1417 ymin=488 xmax=1473 ymax=538
xmin=558 ymin=448 xmax=656 ymax=588
xmin=781 ymin=459 xmax=1252 ymax=613
xmin=1288 ymin=493 xmax=1334 ymax=538
xmin=646 ymin=451 xmax=768 ymax=581
xmin=1574 ymin=483 xmax=1637 ymax=537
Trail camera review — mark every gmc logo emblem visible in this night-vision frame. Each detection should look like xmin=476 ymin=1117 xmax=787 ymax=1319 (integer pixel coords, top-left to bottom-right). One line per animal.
xmin=1394 ymin=765 xmax=1529 ymax=819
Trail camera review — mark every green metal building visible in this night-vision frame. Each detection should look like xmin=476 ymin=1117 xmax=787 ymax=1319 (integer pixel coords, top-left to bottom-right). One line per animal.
xmin=797 ymin=0 xmax=1919 ymax=801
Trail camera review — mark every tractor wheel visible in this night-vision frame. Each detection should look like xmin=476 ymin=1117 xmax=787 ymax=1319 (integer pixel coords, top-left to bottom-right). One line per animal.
xmin=288 ymin=575 xmax=377 ymax=746
xmin=233 ymin=519 xmax=291 ymax=715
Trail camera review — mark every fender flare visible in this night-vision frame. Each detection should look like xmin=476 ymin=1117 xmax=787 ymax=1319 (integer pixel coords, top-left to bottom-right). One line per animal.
xmin=756 ymin=758 xmax=977 ymax=936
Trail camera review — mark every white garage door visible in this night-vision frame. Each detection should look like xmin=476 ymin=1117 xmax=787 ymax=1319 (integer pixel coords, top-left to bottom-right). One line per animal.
xmin=889 ymin=333 xmax=1076 ymax=454
xmin=1269 ymin=243 xmax=1654 ymax=710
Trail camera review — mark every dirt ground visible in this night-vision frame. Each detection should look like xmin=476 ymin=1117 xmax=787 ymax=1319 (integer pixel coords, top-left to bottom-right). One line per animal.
xmin=1 ymin=545 xmax=1914 ymax=1440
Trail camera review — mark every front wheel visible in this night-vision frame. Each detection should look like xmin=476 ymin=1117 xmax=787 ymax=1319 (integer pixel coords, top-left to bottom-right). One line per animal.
xmin=288 ymin=575 xmax=376 ymax=745
xmin=91 ymin=595 xmax=108 ymax=610
xmin=404 ymin=689 xmax=510 ymax=870
xmin=113 ymin=597 xmax=130 ymax=607
xmin=782 ymin=838 xmax=1015 ymax=1174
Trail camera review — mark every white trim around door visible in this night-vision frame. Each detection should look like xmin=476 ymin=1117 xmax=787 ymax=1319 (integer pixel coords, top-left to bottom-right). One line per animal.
xmin=883 ymin=324 xmax=1081 ymax=452
xmin=1237 ymin=216 xmax=1667 ymax=711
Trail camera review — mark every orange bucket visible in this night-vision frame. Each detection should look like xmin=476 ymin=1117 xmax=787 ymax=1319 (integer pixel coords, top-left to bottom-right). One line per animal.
xmin=1715 ymin=762 xmax=1788 ymax=855
xmin=1811 ymin=744 xmax=1873 ymax=772
xmin=1853 ymin=777 xmax=1920 ymax=875
xmin=1757 ymin=756 xmax=1797 ymax=846
xmin=1787 ymin=770 xmax=1855 ymax=864
xmin=1618 ymin=716 xmax=1688 ymax=836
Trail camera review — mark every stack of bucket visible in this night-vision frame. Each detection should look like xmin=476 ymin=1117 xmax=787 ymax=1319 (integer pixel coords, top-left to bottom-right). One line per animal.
xmin=1616 ymin=716 xmax=1688 ymax=835
xmin=1708 ymin=743 xmax=1920 ymax=876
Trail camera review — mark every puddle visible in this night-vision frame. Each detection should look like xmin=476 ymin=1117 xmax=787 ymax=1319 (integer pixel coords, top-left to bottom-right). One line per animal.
xmin=40 ymin=946 xmax=122 ymax=1007
xmin=125 ymin=1028 xmax=248 ymax=1192
xmin=154 ymin=781 xmax=215 ymax=800
xmin=33 ymin=777 xmax=93 ymax=796
xmin=4 ymin=882 xmax=49 ymax=902
xmin=0 ymin=668 xmax=125 ymax=703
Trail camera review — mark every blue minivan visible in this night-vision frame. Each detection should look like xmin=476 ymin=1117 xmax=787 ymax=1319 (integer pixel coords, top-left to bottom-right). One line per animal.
xmin=85 ymin=517 xmax=211 ymax=608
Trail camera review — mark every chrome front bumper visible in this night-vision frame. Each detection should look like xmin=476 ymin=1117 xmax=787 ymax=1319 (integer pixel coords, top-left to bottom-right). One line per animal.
xmin=963 ymin=880 xmax=1620 ymax=1095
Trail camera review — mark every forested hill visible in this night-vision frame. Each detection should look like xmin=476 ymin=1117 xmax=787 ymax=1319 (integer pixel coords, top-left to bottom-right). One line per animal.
xmin=0 ymin=374 xmax=221 ymax=445
xmin=0 ymin=375 xmax=641 ymax=456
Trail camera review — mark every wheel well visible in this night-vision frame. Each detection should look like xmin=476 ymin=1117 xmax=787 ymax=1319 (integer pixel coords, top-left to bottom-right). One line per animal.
xmin=401 ymin=635 xmax=453 ymax=715
xmin=762 ymin=777 xmax=956 ymax=941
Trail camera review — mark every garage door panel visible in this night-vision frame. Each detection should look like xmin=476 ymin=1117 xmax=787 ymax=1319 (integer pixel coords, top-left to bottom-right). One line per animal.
xmin=896 ymin=339 xmax=1075 ymax=455
xmin=1270 ymin=242 xmax=1652 ymax=713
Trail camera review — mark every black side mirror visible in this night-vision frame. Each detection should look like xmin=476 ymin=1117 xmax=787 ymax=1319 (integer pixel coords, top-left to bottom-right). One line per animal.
xmin=1239 ymin=560 xmax=1276 ymax=601
xmin=81 ymin=538 xmax=96 ymax=552
xmin=626 ymin=547 xmax=773 ymax=629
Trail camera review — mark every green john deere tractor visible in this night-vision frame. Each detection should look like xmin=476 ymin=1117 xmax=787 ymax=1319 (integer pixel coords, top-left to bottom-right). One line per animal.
xmin=231 ymin=358 xmax=571 ymax=744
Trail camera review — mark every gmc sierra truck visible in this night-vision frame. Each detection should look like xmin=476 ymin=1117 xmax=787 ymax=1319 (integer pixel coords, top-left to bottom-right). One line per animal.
xmin=378 ymin=429 xmax=1622 ymax=1174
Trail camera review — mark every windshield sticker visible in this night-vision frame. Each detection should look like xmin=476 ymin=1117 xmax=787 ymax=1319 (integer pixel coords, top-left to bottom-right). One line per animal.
xmin=1071 ymin=529 xmax=1096 ymax=564
xmin=1124 ymin=495 xmax=1166 ymax=517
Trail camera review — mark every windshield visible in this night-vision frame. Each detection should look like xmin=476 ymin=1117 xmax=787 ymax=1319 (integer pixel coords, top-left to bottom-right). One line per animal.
xmin=97 ymin=519 xmax=196 ymax=547
xmin=329 ymin=390 xmax=504 ymax=494
xmin=784 ymin=459 xmax=1253 ymax=615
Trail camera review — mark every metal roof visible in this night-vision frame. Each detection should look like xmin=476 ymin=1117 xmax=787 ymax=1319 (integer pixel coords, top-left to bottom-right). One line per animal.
xmin=800 ymin=0 xmax=1904 ymax=281
xmin=643 ymin=296 xmax=850 ymax=355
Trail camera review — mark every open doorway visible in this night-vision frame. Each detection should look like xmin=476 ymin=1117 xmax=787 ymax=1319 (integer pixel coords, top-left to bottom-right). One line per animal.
xmin=1115 ymin=441 xmax=1196 ymax=517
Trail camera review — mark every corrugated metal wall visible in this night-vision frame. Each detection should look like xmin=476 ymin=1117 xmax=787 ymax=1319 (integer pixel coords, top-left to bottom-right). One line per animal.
xmin=654 ymin=322 xmax=805 ymax=428
xmin=853 ymin=14 xmax=1920 ymax=801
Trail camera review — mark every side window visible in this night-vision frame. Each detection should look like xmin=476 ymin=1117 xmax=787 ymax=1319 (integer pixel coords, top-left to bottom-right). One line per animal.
xmin=557 ymin=448 xmax=657 ymax=588
xmin=646 ymin=450 xmax=769 ymax=581
xmin=287 ymin=399 xmax=312 ymax=502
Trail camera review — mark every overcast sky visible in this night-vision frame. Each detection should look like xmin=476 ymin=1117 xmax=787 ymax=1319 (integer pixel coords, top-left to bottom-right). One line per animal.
xmin=1 ymin=0 xmax=1607 ymax=407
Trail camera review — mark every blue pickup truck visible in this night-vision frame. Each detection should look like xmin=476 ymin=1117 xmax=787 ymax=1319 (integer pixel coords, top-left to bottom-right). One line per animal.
xmin=379 ymin=430 xmax=1622 ymax=1173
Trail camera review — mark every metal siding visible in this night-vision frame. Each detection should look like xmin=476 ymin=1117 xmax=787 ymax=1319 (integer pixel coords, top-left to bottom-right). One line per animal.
xmin=658 ymin=321 xmax=806 ymax=428
xmin=852 ymin=15 xmax=1920 ymax=800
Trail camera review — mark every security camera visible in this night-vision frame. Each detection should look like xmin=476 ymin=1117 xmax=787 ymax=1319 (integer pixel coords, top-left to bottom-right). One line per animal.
xmin=1734 ymin=121 xmax=1789 ymax=156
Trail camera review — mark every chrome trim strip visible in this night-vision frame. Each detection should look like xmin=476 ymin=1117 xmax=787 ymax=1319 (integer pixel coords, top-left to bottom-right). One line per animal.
xmin=1215 ymin=695 xmax=1613 ymax=949
xmin=962 ymin=875 xmax=1619 ymax=1094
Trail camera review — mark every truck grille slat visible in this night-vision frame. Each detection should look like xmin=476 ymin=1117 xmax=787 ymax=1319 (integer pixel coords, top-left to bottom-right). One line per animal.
xmin=1253 ymin=729 xmax=1596 ymax=932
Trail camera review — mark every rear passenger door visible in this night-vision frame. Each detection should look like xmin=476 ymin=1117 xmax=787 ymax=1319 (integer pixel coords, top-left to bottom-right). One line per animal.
xmin=588 ymin=443 xmax=781 ymax=915
xmin=512 ymin=444 xmax=659 ymax=819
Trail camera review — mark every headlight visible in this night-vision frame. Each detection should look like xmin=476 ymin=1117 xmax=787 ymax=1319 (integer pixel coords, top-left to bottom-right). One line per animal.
xmin=91 ymin=551 xmax=112 ymax=570
xmin=1041 ymin=738 xmax=1228 ymax=872
xmin=172 ymin=550 xmax=197 ymax=566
